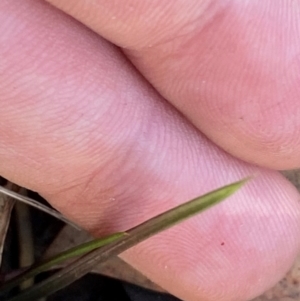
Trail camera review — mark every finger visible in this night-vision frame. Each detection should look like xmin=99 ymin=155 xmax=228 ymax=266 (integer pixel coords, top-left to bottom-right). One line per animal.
xmin=1 ymin=1 xmax=300 ymax=301
xmin=45 ymin=0 xmax=300 ymax=169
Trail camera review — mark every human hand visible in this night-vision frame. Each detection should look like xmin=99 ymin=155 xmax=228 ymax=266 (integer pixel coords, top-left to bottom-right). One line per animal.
xmin=1 ymin=1 xmax=300 ymax=300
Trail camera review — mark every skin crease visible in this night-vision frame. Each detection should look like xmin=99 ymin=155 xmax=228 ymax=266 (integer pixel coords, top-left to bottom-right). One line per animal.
xmin=0 ymin=0 xmax=299 ymax=300
xmin=45 ymin=0 xmax=300 ymax=170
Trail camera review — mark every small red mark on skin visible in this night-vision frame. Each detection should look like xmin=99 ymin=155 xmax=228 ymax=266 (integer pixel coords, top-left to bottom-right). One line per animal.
xmin=221 ymin=242 xmax=225 ymax=246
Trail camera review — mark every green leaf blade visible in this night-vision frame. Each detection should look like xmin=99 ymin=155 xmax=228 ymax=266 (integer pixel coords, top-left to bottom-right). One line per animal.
xmin=0 ymin=232 xmax=126 ymax=293
xmin=7 ymin=178 xmax=249 ymax=301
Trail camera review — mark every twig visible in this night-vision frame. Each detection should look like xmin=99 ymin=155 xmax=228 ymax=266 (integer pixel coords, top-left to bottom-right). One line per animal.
xmin=0 ymin=182 xmax=17 ymax=266
xmin=0 ymin=186 xmax=80 ymax=229
xmin=15 ymin=193 xmax=34 ymax=290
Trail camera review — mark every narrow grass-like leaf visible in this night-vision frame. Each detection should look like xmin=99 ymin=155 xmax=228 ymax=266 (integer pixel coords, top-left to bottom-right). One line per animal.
xmin=7 ymin=178 xmax=248 ymax=301
xmin=0 ymin=186 xmax=79 ymax=229
xmin=0 ymin=232 xmax=126 ymax=292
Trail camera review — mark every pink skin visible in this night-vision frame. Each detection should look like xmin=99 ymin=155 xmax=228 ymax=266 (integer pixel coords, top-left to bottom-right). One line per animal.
xmin=0 ymin=0 xmax=300 ymax=300
xmin=46 ymin=0 xmax=300 ymax=169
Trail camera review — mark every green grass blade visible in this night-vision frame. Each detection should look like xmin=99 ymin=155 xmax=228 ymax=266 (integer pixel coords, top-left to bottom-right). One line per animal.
xmin=0 ymin=232 xmax=126 ymax=292
xmin=7 ymin=178 xmax=249 ymax=301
